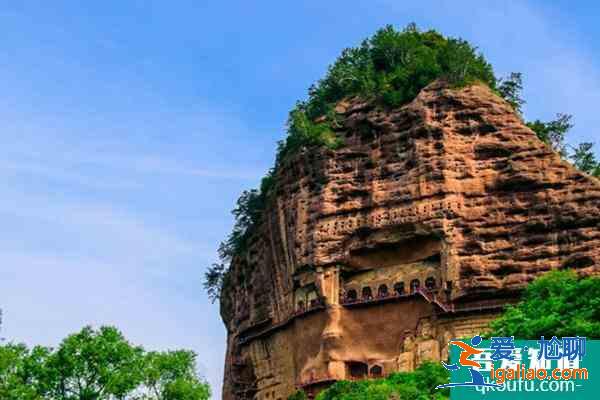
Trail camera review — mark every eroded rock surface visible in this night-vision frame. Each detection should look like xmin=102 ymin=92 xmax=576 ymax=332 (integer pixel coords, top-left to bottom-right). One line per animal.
xmin=219 ymin=82 xmax=600 ymax=400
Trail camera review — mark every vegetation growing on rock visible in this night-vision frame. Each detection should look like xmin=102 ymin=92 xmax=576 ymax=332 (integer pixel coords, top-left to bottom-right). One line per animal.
xmin=204 ymin=24 xmax=599 ymax=302
xmin=278 ymin=23 xmax=496 ymax=162
xmin=488 ymin=270 xmax=600 ymax=338
xmin=288 ymin=362 xmax=449 ymax=400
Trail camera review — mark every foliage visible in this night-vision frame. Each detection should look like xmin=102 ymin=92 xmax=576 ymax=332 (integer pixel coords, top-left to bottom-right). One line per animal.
xmin=45 ymin=326 xmax=144 ymax=399
xmin=202 ymin=166 xmax=278 ymax=302
xmin=497 ymin=72 xmax=524 ymax=115
xmin=314 ymin=362 xmax=449 ymax=400
xmin=488 ymin=271 xmax=600 ymax=338
xmin=278 ymin=24 xmax=495 ymax=163
xmin=0 ymin=326 xmax=210 ymax=400
xmin=204 ymin=263 xmax=226 ymax=303
xmin=526 ymin=114 xmax=599 ymax=176
xmin=527 ymin=113 xmax=573 ymax=157
xmin=287 ymin=389 xmax=308 ymax=400
xmin=499 ymin=75 xmax=600 ymax=176
xmin=492 ymin=74 xmax=600 ymax=175
xmin=571 ymin=142 xmax=600 ymax=177
xmin=140 ymin=350 xmax=211 ymax=400
xmin=0 ymin=343 xmax=47 ymax=400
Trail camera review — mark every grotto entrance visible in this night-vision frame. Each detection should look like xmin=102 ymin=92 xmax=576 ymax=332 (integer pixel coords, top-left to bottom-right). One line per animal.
xmin=347 ymin=361 xmax=368 ymax=380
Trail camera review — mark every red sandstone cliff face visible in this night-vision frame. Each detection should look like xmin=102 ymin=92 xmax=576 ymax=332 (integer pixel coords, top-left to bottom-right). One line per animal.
xmin=219 ymin=81 xmax=600 ymax=399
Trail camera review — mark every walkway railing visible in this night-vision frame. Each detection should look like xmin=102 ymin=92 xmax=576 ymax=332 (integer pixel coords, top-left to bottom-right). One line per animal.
xmin=416 ymin=288 xmax=453 ymax=312
xmin=292 ymin=297 xmax=326 ymax=317
xmin=416 ymin=288 xmax=517 ymax=313
xmin=340 ymin=290 xmax=421 ymax=306
xmin=340 ymin=287 xmax=516 ymax=314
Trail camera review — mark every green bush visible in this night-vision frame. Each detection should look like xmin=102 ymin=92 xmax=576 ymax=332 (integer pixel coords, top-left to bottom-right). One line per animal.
xmin=314 ymin=362 xmax=449 ymax=400
xmin=278 ymin=24 xmax=495 ymax=164
xmin=288 ymin=389 xmax=308 ymax=400
xmin=488 ymin=270 xmax=600 ymax=338
xmin=0 ymin=326 xmax=211 ymax=400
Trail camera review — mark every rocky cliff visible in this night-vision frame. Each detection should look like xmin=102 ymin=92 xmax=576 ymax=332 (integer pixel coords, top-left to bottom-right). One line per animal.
xmin=219 ymin=81 xmax=600 ymax=400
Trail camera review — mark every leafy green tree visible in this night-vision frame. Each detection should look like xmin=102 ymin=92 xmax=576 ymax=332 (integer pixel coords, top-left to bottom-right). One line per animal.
xmin=497 ymin=72 xmax=525 ymax=115
xmin=570 ymin=142 xmax=600 ymax=177
xmin=43 ymin=326 xmax=144 ymax=399
xmin=282 ymin=24 xmax=495 ymax=160
xmin=488 ymin=271 xmax=600 ymax=338
xmin=204 ymin=263 xmax=226 ymax=303
xmin=526 ymin=113 xmax=573 ymax=157
xmin=0 ymin=326 xmax=210 ymax=400
xmin=139 ymin=351 xmax=210 ymax=400
xmin=527 ymin=115 xmax=600 ymax=177
xmin=0 ymin=343 xmax=48 ymax=400
xmin=493 ymin=74 xmax=599 ymax=176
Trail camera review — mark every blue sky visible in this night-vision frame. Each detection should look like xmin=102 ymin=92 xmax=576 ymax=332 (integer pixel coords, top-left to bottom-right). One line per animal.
xmin=0 ymin=1 xmax=598 ymax=398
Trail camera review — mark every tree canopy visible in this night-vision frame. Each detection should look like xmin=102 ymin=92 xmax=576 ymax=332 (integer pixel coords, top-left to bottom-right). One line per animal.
xmin=0 ymin=326 xmax=210 ymax=400
xmin=278 ymin=23 xmax=496 ymax=163
xmin=488 ymin=270 xmax=600 ymax=338
xmin=305 ymin=362 xmax=449 ymax=400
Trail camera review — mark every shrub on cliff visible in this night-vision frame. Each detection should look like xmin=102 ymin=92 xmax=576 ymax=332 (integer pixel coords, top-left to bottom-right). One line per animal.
xmin=311 ymin=362 xmax=449 ymax=400
xmin=287 ymin=390 xmax=308 ymax=400
xmin=278 ymin=23 xmax=495 ymax=163
xmin=525 ymin=112 xmax=600 ymax=176
xmin=488 ymin=270 xmax=600 ymax=338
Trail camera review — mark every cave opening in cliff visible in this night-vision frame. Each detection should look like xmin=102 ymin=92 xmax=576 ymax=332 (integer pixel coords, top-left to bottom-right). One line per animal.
xmin=346 ymin=289 xmax=357 ymax=301
xmin=410 ymin=279 xmax=420 ymax=293
xmin=347 ymin=361 xmax=368 ymax=379
xmin=362 ymin=286 xmax=373 ymax=300
xmin=394 ymin=282 xmax=405 ymax=295
xmin=369 ymin=365 xmax=383 ymax=378
xmin=377 ymin=284 xmax=389 ymax=298
xmin=425 ymin=277 xmax=436 ymax=290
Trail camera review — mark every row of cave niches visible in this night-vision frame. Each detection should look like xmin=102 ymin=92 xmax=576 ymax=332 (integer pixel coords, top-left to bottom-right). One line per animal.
xmin=348 ymin=362 xmax=383 ymax=379
xmin=340 ymin=276 xmax=445 ymax=305
xmin=294 ymin=277 xmax=452 ymax=313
